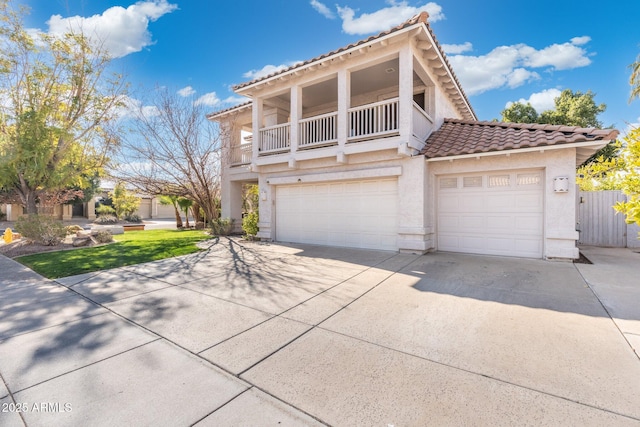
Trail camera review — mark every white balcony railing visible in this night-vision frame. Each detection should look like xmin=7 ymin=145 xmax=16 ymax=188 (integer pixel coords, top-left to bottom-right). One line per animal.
xmin=348 ymin=98 xmax=399 ymax=141
xmin=255 ymin=98 xmax=402 ymax=156
xmin=230 ymin=142 xmax=252 ymax=166
xmin=299 ymin=112 xmax=338 ymax=148
xmin=259 ymin=123 xmax=290 ymax=153
xmin=412 ymin=101 xmax=433 ymax=141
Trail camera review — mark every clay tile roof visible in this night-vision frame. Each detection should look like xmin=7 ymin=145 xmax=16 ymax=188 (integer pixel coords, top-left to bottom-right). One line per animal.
xmin=422 ymin=119 xmax=619 ymax=158
xmin=205 ymin=101 xmax=252 ymax=120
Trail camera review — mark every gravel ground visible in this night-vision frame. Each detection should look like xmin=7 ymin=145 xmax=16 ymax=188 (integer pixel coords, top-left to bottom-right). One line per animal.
xmin=0 ymin=237 xmax=80 ymax=259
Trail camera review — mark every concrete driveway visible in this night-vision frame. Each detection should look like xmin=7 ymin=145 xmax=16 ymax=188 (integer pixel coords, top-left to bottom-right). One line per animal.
xmin=0 ymin=239 xmax=639 ymax=426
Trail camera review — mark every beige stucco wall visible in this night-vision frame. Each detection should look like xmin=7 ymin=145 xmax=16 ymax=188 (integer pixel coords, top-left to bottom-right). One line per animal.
xmin=427 ymin=148 xmax=579 ymax=259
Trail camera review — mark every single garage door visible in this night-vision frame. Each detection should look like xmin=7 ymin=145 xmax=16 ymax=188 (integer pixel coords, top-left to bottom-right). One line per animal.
xmin=276 ymin=178 xmax=398 ymax=250
xmin=437 ymin=170 xmax=544 ymax=258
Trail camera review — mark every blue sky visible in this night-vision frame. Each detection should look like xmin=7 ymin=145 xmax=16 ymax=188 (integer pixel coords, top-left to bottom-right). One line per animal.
xmin=21 ymin=0 xmax=640 ymax=131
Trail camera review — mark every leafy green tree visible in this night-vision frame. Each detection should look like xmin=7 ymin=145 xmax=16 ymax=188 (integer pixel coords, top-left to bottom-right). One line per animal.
xmin=538 ymin=90 xmax=606 ymax=128
xmin=501 ymin=89 xmax=606 ymax=128
xmin=576 ymin=150 xmax=624 ymax=191
xmin=630 ymin=54 xmax=640 ymax=102
xmin=501 ymin=102 xmax=539 ymax=123
xmin=110 ymin=182 xmax=140 ymax=219
xmin=614 ymin=128 xmax=640 ymax=228
xmin=0 ymin=1 xmax=126 ymax=214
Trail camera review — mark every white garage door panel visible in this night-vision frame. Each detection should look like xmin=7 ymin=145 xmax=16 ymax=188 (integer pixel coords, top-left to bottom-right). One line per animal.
xmin=276 ymin=179 xmax=398 ymax=250
xmin=438 ymin=170 xmax=543 ymax=258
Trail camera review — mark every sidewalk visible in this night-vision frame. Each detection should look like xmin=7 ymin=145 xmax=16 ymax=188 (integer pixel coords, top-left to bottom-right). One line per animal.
xmin=0 ymin=253 xmax=320 ymax=426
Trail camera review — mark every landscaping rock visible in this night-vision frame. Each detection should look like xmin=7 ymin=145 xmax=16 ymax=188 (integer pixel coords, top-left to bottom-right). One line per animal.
xmin=72 ymin=235 xmax=97 ymax=247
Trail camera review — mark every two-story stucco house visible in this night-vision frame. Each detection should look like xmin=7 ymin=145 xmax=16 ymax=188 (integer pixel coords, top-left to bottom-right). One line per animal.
xmin=208 ymin=12 xmax=617 ymax=260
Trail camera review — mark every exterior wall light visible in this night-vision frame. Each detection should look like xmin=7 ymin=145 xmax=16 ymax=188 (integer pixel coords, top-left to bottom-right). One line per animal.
xmin=553 ymin=176 xmax=570 ymax=193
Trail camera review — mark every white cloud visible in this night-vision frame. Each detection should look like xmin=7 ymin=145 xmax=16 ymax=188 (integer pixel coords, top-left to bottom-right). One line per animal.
xmin=45 ymin=0 xmax=178 ymax=58
xmin=336 ymin=1 xmax=444 ymax=35
xmin=177 ymin=86 xmax=196 ymax=97
xmin=243 ymin=61 xmax=301 ymax=80
xmin=523 ymin=39 xmax=592 ymax=70
xmin=507 ymin=68 xmax=539 ymax=88
xmin=310 ymin=0 xmax=335 ymax=19
xmin=117 ymin=95 xmax=160 ymax=119
xmin=441 ymin=42 xmax=472 ymax=54
xmin=221 ymin=96 xmax=250 ymax=105
xmin=505 ymin=88 xmax=562 ymax=113
xmin=448 ymin=37 xmax=592 ymax=95
xmin=194 ymin=92 xmax=248 ymax=108
xmin=571 ymin=36 xmax=591 ymax=46
xmin=194 ymin=92 xmax=220 ymax=107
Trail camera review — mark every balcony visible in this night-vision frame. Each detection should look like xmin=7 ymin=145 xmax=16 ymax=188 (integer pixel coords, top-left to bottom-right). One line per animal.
xmin=230 ymin=142 xmax=252 ymax=166
xmin=229 ymin=98 xmax=431 ymax=166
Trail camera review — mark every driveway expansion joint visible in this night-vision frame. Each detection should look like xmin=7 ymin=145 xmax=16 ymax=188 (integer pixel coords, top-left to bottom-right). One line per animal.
xmin=573 ymin=264 xmax=640 ymax=362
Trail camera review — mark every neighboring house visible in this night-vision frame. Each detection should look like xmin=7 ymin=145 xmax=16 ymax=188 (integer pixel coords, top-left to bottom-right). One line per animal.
xmin=97 ymin=181 xmax=176 ymax=220
xmin=208 ymin=12 xmax=617 ymax=260
xmin=1 ymin=200 xmax=95 ymax=222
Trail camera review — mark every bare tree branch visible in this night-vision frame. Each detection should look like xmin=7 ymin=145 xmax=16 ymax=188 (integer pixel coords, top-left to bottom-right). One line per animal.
xmin=112 ymin=87 xmax=226 ymax=224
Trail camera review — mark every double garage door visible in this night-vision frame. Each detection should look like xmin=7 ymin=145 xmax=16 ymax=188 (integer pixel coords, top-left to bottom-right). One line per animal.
xmin=437 ymin=170 xmax=544 ymax=258
xmin=275 ymin=178 xmax=398 ymax=251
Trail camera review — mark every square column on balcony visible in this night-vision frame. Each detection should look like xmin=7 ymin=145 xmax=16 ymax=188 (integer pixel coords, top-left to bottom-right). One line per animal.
xmin=290 ymin=86 xmax=301 ymax=154
xmin=252 ymin=98 xmax=263 ymax=161
xmin=337 ymin=68 xmax=350 ymax=149
xmin=398 ymin=43 xmax=413 ymax=142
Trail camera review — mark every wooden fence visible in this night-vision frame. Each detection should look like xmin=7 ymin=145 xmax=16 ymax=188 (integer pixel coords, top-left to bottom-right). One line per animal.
xmin=577 ymin=190 xmax=640 ymax=248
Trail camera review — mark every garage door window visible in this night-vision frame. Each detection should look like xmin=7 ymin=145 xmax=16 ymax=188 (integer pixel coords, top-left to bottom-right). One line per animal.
xmin=488 ymin=175 xmax=510 ymax=187
xmin=463 ymin=176 xmax=482 ymax=187
xmin=440 ymin=177 xmax=457 ymax=189
xmin=517 ymin=173 xmax=541 ymax=186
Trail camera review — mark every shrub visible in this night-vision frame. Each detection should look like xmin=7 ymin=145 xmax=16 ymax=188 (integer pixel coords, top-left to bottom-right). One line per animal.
xmin=242 ymin=211 xmax=259 ymax=238
xmin=16 ymin=215 xmax=67 ymax=246
xmin=93 ymin=230 xmax=113 ymax=244
xmin=96 ymin=204 xmax=116 ymax=216
xmin=0 ymin=211 xmax=6 ymax=221
xmin=110 ymin=182 xmax=140 ymax=219
xmin=93 ymin=214 xmax=118 ymax=224
xmin=211 ymin=217 xmax=234 ymax=236
xmin=124 ymin=214 xmax=142 ymax=223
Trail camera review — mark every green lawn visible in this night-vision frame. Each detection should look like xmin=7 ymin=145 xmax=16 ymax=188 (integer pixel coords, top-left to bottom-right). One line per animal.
xmin=17 ymin=229 xmax=213 ymax=279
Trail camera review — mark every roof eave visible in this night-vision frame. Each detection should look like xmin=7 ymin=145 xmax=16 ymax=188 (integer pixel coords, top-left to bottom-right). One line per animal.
xmin=206 ymin=102 xmax=252 ymax=121
xmin=233 ymin=26 xmax=418 ymax=95
xmin=425 ymin=139 xmax=615 ymax=163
